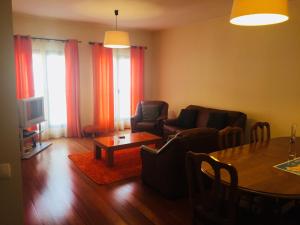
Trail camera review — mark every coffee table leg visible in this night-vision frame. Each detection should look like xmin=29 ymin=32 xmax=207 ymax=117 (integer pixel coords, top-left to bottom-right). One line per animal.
xmin=106 ymin=149 xmax=114 ymax=167
xmin=94 ymin=144 xmax=102 ymax=159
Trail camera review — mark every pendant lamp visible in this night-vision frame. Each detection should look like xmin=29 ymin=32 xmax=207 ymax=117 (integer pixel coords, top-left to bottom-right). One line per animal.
xmin=230 ymin=0 xmax=289 ymax=26
xmin=104 ymin=10 xmax=130 ymax=48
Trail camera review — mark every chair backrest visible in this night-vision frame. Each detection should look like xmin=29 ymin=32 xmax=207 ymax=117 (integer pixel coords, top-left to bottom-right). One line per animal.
xmin=186 ymin=152 xmax=238 ymax=225
xmin=177 ymin=128 xmax=219 ymax=154
xmin=157 ymin=128 xmax=218 ymax=156
xmin=250 ymin=122 xmax=271 ymax=143
xmin=136 ymin=100 xmax=169 ymax=120
xmin=156 ymin=131 xmax=182 ymax=154
xmin=219 ymin=126 xmax=244 ymax=149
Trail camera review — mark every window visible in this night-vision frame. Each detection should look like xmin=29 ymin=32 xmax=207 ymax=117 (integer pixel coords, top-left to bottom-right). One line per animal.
xmin=113 ymin=49 xmax=131 ymax=130
xmin=32 ymin=40 xmax=67 ymax=138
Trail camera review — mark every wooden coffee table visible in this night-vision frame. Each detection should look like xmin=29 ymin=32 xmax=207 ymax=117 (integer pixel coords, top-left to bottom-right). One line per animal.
xmin=93 ymin=132 xmax=162 ymax=167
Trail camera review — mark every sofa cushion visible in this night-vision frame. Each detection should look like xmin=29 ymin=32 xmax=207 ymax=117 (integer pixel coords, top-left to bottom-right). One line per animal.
xmin=207 ymin=112 xmax=228 ymax=130
xmin=142 ymin=104 xmax=161 ymax=121
xmin=178 ymin=109 xmax=198 ymax=128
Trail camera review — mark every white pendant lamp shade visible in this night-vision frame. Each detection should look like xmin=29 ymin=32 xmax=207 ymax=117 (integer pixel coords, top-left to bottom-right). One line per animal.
xmin=230 ymin=0 xmax=289 ymax=26
xmin=104 ymin=31 xmax=130 ymax=48
xmin=104 ymin=10 xmax=130 ymax=48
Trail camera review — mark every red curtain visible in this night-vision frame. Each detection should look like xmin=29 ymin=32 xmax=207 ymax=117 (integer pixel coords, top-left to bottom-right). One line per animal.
xmin=14 ymin=35 xmax=35 ymax=99
xmin=65 ymin=40 xmax=82 ymax=137
xmin=92 ymin=44 xmax=114 ymax=132
xmin=130 ymin=47 xmax=144 ymax=115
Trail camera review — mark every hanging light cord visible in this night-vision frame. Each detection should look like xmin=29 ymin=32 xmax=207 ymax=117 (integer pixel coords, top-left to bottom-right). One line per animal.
xmin=115 ymin=9 xmax=118 ymax=31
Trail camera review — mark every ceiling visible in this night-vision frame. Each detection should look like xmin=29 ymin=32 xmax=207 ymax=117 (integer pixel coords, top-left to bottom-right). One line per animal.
xmin=12 ymin=0 xmax=233 ymax=30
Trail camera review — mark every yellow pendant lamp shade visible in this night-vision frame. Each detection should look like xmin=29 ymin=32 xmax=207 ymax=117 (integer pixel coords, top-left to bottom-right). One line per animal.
xmin=104 ymin=31 xmax=130 ymax=48
xmin=230 ymin=0 xmax=289 ymax=26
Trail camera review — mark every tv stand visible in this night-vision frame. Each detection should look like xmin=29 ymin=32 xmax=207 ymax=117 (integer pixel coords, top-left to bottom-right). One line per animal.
xmin=19 ymin=122 xmax=52 ymax=159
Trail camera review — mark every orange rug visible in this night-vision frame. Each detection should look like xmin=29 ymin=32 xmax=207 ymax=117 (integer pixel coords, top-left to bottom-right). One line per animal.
xmin=68 ymin=148 xmax=141 ymax=184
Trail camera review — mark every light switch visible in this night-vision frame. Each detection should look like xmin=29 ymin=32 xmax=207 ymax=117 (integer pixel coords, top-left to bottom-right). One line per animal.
xmin=0 ymin=163 xmax=11 ymax=179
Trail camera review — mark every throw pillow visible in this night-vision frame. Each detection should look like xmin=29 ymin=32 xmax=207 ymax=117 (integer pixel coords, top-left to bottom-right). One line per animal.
xmin=177 ymin=109 xmax=198 ymax=128
xmin=142 ymin=104 xmax=161 ymax=121
xmin=206 ymin=112 xmax=228 ymax=130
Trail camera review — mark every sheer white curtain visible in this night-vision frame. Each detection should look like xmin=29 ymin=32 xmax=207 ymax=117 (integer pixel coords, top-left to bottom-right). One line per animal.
xmin=113 ymin=49 xmax=131 ymax=131
xmin=32 ymin=40 xmax=67 ymax=139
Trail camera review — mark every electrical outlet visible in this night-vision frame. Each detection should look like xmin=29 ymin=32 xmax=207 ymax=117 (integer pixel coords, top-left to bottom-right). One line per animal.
xmin=0 ymin=163 xmax=11 ymax=179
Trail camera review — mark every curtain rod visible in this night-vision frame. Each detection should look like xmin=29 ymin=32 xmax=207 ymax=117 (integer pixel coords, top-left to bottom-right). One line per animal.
xmin=15 ymin=35 xmax=82 ymax=43
xmin=88 ymin=41 xmax=147 ymax=49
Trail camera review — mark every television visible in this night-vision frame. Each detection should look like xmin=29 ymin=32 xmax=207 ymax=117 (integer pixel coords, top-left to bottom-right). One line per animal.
xmin=18 ymin=97 xmax=45 ymax=128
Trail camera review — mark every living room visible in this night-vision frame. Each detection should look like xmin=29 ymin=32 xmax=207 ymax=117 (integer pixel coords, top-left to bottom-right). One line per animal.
xmin=1 ymin=0 xmax=300 ymax=225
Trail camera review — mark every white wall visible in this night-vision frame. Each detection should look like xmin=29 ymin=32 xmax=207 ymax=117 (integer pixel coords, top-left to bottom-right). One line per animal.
xmin=0 ymin=1 xmax=23 ymax=224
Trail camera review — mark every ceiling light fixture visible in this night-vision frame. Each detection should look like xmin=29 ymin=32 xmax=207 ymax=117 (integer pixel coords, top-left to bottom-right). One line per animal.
xmin=230 ymin=0 xmax=289 ymax=26
xmin=104 ymin=10 xmax=130 ymax=48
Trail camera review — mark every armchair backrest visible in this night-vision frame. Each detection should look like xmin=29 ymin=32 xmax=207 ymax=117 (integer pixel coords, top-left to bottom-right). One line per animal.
xmin=135 ymin=100 xmax=169 ymax=121
xmin=157 ymin=128 xmax=218 ymax=155
xmin=177 ymin=128 xmax=219 ymax=153
xmin=155 ymin=131 xmax=182 ymax=154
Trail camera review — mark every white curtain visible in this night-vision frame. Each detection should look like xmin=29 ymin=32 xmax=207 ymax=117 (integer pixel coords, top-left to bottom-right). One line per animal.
xmin=32 ymin=39 xmax=67 ymax=139
xmin=113 ymin=49 xmax=131 ymax=131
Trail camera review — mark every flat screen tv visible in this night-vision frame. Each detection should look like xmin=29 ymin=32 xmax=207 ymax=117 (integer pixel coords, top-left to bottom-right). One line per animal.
xmin=18 ymin=97 xmax=45 ymax=128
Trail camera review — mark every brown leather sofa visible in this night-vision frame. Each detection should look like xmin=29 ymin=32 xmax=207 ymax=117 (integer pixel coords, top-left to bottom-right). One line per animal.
xmin=140 ymin=128 xmax=218 ymax=199
xmin=163 ymin=105 xmax=247 ymax=142
xmin=131 ymin=101 xmax=168 ymax=136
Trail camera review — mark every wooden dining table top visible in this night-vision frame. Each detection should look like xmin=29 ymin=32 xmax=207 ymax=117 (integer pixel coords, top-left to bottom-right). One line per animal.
xmin=203 ymin=137 xmax=300 ymax=199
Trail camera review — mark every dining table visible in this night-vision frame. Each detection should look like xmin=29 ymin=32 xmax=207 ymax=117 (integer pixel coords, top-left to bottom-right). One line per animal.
xmin=203 ymin=137 xmax=300 ymax=199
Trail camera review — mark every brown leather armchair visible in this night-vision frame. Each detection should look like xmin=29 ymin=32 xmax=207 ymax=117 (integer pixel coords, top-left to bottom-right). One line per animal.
xmin=140 ymin=128 xmax=218 ymax=199
xmin=131 ymin=101 xmax=168 ymax=136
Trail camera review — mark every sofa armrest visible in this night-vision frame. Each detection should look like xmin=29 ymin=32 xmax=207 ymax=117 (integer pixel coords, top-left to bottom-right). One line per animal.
xmin=131 ymin=115 xmax=142 ymax=123
xmin=177 ymin=127 xmax=217 ymax=138
xmin=218 ymin=126 xmax=243 ymax=136
xmin=153 ymin=116 xmax=167 ymax=130
xmin=156 ymin=115 xmax=167 ymax=122
xmin=218 ymin=126 xmax=231 ymax=135
xmin=130 ymin=115 xmax=142 ymax=132
xmin=164 ymin=118 xmax=178 ymax=126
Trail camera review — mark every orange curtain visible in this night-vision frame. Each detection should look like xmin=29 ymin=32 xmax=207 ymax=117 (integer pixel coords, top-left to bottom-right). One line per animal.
xmin=65 ymin=40 xmax=81 ymax=137
xmin=14 ymin=35 xmax=35 ymax=99
xmin=130 ymin=47 xmax=144 ymax=115
xmin=92 ymin=44 xmax=114 ymax=132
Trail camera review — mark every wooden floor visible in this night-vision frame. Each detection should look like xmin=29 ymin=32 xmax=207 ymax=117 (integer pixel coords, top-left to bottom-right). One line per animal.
xmin=22 ymin=137 xmax=192 ymax=225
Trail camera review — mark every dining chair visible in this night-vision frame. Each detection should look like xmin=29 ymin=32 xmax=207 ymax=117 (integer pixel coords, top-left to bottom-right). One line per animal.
xmin=186 ymin=152 xmax=239 ymax=225
xmin=219 ymin=126 xmax=244 ymax=149
xmin=250 ymin=122 xmax=270 ymax=143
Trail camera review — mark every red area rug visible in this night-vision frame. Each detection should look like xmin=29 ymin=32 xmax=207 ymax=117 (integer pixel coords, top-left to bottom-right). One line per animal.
xmin=68 ymin=148 xmax=141 ymax=184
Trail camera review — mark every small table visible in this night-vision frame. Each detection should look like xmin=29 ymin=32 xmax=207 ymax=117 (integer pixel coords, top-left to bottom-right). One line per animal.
xmin=203 ymin=137 xmax=300 ymax=199
xmin=93 ymin=132 xmax=162 ymax=167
